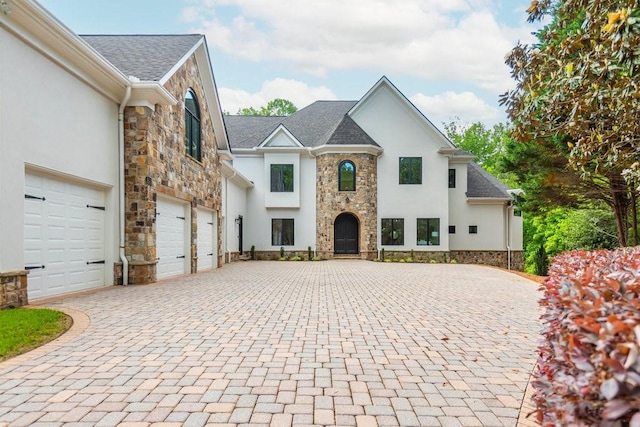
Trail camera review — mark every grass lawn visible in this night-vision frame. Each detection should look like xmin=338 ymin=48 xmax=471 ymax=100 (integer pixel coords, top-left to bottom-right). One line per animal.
xmin=0 ymin=308 xmax=71 ymax=362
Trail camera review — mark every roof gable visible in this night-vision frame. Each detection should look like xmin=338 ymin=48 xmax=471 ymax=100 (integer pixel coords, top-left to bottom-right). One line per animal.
xmin=260 ymin=125 xmax=304 ymax=148
xmin=349 ymin=76 xmax=456 ymax=150
xmin=83 ymin=34 xmax=230 ymax=152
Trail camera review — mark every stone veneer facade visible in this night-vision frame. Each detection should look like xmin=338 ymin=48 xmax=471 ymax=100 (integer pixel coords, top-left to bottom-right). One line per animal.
xmin=121 ymin=55 xmax=222 ymax=284
xmin=0 ymin=271 xmax=28 ymax=308
xmin=381 ymin=250 xmax=524 ymax=271
xmin=450 ymin=250 xmax=525 ymax=271
xmin=316 ymin=153 xmax=378 ymax=260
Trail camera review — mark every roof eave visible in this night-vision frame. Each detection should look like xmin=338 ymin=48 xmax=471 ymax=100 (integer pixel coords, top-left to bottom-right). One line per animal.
xmin=194 ymin=39 xmax=230 ymax=152
xmin=466 ymin=197 xmax=511 ymax=205
xmin=311 ymin=145 xmax=384 ymax=156
xmin=220 ymin=161 xmax=254 ymax=189
xmin=129 ymin=81 xmax=177 ymax=107
xmin=1 ymin=0 xmax=129 ymax=102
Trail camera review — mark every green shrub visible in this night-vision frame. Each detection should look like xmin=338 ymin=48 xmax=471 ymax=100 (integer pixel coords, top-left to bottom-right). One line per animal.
xmin=307 ymin=246 xmax=313 ymax=261
xmin=380 ymin=248 xmax=385 ymax=261
xmin=290 ymin=256 xmax=302 ymax=261
xmin=312 ymin=256 xmax=321 ymax=261
xmin=250 ymin=245 xmax=255 ymax=260
xmin=280 ymin=246 xmax=285 ymax=258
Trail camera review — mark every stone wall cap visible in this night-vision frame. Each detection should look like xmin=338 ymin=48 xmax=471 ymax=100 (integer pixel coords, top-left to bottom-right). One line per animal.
xmin=128 ymin=261 xmax=157 ymax=266
xmin=0 ymin=270 xmax=29 ymax=278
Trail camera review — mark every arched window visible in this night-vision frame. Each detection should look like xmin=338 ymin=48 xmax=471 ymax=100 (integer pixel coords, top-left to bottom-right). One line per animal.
xmin=185 ymin=89 xmax=201 ymax=161
xmin=339 ymin=160 xmax=356 ymax=191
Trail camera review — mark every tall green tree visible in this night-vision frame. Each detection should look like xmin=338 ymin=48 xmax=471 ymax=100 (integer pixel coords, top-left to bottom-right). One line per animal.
xmin=444 ymin=122 xmax=511 ymax=178
xmin=501 ymin=0 xmax=640 ymax=246
xmin=238 ymin=98 xmax=297 ymax=116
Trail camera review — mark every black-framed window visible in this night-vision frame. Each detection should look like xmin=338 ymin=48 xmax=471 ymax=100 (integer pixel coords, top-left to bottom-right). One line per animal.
xmin=272 ymin=219 xmax=294 ymax=246
xmin=449 ymin=225 xmax=456 ymax=234
xmin=185 ymin=88 xmax=201 ymax=161
xmin=448 ymin=169 xmax=456 ymax=188
xmin=417 ymin=218 xmax=440 ymax=246
xmin=381 ymin=218 xmax=404 ymax=245
xmin=339 ymin=160 xmax=356 ymax=191
xmin=469 ymin=225 xmax=478 ymax=234
xmin=399 ymin=157 xmax=422 ymax=184
xmin=270 ymin=164 xmax=293 ymax=192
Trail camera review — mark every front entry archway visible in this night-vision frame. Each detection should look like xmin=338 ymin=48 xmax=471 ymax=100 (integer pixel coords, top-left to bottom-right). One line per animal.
xmin=334 ymin=213 xmax=359 ymax=255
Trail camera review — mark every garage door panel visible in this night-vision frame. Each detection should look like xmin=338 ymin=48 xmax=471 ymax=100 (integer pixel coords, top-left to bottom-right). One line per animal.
xmin=197 ymin=209 xmax=215 ymax=271
xmin=156 ymin=198 xmax=188 ymax=279
xmin=24 ymin=173 xmax=106 ymax=300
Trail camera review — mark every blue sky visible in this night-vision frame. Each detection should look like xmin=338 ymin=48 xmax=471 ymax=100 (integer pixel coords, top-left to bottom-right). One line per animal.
xmin=38 ymin=0 xmax=541 ymax=129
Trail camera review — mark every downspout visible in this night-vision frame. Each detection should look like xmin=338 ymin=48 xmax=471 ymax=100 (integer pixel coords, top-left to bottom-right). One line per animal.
xmin=506 ymin=202 xmax=512 ymax=270
xmin=118 ymin=85 xmax=132 ymax=285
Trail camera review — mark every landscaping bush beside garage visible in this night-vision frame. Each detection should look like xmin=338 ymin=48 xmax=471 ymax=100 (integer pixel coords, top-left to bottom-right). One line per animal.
xmin=532 ymin=247 xmax=640 ymax=425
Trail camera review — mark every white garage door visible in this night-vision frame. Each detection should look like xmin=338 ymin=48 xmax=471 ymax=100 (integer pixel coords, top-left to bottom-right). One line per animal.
xmin=24 ymin=173 xmax=106 ymax=300
xmin=197 ymin=208 xmax=217 ymax=271
xmin=156 ymin=197 xmax=189 ymax=279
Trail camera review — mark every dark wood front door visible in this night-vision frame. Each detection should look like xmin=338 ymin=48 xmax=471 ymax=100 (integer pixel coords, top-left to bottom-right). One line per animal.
xmin=334 ymin=213 xmax=359 ymax=254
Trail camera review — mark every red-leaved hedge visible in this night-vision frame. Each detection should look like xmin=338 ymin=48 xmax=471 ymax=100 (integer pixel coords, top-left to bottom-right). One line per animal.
xmin=532 ymin=247 xmax=640 ymax=426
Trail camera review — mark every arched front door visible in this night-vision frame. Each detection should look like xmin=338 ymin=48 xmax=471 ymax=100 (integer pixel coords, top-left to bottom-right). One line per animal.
xmin=334 ymin=213 xmax=359 ymax=255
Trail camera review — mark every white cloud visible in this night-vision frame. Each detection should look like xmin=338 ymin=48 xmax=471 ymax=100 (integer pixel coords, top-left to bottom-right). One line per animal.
xmin=187 ymin=0 xmax=536 ymax=90
xmin=410 ymin=91 xmax=502 ymax=127
xmin=218 ymin=78 xmax=337 ymax=113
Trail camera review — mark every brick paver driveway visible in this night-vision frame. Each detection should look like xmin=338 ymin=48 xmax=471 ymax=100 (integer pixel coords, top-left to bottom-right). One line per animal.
xmin=0 ymin=260 xmax=540 ymax=427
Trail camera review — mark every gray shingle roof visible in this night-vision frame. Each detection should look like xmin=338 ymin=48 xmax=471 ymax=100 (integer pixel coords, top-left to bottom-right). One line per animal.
xmin=223 ymin=116 xmax=282 ymax=149
xmin=224 ymin=99 xmax=508 ymax=199
xmin=467 ymin=162 xmax=511 ymax=199
xmin=325 ymin=115 xmax=380 ymax=147
xmin=224 ymin=101 xmax=377 ymax=149
xmin=81 ymin=35 xmax=202 ymax=81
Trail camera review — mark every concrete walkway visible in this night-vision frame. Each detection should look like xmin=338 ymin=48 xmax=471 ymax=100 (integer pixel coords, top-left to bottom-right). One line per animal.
xmin=0 ymin=260 xmax=540 ymax=426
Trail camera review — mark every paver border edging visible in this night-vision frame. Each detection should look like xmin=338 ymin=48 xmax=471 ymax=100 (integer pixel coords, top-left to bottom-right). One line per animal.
xmin=0 ymin=307 xmax=90 ymax=370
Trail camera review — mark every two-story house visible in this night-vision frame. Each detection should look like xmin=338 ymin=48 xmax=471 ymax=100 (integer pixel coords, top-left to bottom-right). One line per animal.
xmin=224 ymin=77 xmax=523 ymax=267
xmin=0 ymin=0 xmax=522 ymax=308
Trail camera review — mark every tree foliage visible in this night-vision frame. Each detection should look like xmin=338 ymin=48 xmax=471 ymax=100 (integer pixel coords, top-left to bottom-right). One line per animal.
xmin=444 ymin=121 xmax=512 ymax=179
xmin=445 ymin=119 xmax=620 ymax=273
xmin=501 ymin=0 xmax=640 ymax=246
xmin=523 ymin=206 xmax=618 ymax=274
xmin=237 ymin=98 xmax=297 ymax=116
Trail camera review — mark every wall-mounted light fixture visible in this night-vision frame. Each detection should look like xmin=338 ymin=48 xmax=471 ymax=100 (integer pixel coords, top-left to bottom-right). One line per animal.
xmin=235 ymin=215 xmax=243 ymax=225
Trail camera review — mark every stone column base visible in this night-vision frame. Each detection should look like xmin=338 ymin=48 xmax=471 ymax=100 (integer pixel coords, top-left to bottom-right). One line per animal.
xmin=127 ymin=261 xmax=157 ymax=285
xmin=1 ymin=270 xmax=29 ymax=308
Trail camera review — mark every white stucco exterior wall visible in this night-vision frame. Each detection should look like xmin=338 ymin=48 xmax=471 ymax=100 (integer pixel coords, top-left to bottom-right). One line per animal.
xmin=509 ymin=211 xmax=524 ymax=251
xmin=350 ymin=84 xmax=450 ymax=252
xmin=264 ymin=152 xmax=300 ymax=208
xmin=233 ymin=153 xmax=317 ymax=252
xmin=448 ymin=163 xmax=470 ymax=250
xmin=0 ymin=27 xmax=119 ymax=278
xmin=223 ymin=174 xmax=248 ymax=255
